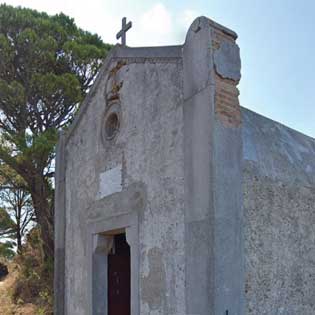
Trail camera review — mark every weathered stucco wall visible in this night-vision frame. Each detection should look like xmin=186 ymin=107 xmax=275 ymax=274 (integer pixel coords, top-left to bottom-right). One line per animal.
xmin=242 ymin=108 xmax=315 ymax=314
xmin=64 ymin=49 xmax=185 ymax=314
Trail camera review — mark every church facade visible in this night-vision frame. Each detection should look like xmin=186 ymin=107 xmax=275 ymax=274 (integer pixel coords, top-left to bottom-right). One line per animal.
xmin=54 ymin=16 xmax=315 ymax=315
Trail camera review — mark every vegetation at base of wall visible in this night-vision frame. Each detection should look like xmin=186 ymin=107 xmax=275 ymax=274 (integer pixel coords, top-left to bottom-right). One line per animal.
xmin=0 ymin=228 xmax=53 ymax=315
xmin=12 ymin=228 xmax=53 ymax=314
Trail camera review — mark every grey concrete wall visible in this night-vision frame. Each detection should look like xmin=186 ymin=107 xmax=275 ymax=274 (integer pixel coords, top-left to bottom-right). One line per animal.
xmin=242 ymin=107 xmax=315 ymax=314
xmin=183 ymin=16 xmax=244 ymax=315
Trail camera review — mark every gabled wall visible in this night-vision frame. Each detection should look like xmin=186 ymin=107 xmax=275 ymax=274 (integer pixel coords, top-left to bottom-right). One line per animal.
xmin=58 ymin=45 xmax=186 ymax=314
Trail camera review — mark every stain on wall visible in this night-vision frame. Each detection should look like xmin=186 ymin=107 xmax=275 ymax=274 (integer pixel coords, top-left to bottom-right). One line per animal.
xmin=141 ymin=247 xmax=166 ymax=310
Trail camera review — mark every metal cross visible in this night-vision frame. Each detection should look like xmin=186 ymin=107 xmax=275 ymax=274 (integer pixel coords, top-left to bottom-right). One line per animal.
xmin=116 ymin=17 xmax=132 ymax=46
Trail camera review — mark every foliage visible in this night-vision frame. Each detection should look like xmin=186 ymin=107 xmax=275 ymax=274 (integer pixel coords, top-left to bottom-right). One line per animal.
xmin=0 ymin=241 xmax=15 ymax=260
xmin=0 ymin=4 xmax=111 ymax=258
xmin=12 ymin=228 xmax=53 ymax=314
xmin=0 ymin=203 xmax=16 ymax=259
xmin=0 ymin=163 xmax=34 ymax=254
xmin=0 ymin=207 xmax=16 ymax=238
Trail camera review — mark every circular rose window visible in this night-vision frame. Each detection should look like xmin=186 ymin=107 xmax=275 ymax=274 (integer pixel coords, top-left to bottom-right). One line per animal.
xmin=102 ymin=102 xmax=121 ymax=143
xmin=105 ymin=112 xmax=120 ymax=139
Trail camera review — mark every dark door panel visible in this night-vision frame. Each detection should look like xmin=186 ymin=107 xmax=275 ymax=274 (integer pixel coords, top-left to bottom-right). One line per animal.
xmin=108 ymin=234 xmax=130 ymax=315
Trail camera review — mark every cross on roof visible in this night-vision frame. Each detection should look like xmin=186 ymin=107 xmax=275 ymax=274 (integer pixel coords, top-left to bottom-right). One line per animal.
xmin=116 ymin=17 xmax=132 ymax=46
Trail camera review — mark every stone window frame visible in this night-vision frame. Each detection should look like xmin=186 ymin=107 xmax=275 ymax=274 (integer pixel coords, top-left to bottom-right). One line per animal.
xmin=86 ymin=212 xmax=139 ymax=315
xmin=101 ymin=101 xmax=122 ymax=145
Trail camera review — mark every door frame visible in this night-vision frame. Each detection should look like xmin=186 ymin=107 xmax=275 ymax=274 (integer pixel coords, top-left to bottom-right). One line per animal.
xmin=87 ymin=212 xmax=139 ymax=315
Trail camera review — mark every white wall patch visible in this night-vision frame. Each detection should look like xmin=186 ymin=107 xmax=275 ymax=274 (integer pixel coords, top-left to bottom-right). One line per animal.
xmin=97 ymin=165 xmax=122 ymax=199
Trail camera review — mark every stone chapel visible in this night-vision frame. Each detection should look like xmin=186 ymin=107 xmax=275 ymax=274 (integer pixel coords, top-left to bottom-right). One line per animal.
xmin=54 ymin=16 xmax=315 ymax=315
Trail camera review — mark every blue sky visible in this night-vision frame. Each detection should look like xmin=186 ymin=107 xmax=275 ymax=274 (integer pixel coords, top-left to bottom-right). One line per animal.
xmin=1 ymin=0 xmax=315 ymax=137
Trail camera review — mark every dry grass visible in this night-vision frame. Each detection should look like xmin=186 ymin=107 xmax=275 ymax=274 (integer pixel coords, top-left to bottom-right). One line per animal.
xmin=0 ymin=229 xmax=53 ymax=315
xmin=0 ymin=263 xmax=37 ymax=315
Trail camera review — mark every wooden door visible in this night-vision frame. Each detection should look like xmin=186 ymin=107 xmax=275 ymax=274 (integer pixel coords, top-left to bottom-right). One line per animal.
xmin=108 ymin=234 xmax=130 ymax=315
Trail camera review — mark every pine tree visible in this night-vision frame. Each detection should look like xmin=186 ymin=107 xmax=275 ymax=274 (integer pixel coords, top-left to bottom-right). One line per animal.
xmin=0 ymin=4 xmax=111 ymax=258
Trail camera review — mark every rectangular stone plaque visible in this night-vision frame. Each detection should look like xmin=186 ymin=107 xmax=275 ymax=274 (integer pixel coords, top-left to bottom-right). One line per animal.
xmin=97 ymin=165 xmax=122 ymax=199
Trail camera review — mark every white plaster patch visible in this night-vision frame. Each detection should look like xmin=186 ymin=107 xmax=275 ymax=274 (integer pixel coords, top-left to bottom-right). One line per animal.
xmin=97 ymin=165 xmax=122 ymax=199
xmin=214 ymin=40 xmax=241 ymax=81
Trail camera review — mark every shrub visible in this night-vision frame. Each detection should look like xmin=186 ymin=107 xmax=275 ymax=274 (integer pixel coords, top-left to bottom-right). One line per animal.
xmin=12 ymin=228 xmax=53 ymax=314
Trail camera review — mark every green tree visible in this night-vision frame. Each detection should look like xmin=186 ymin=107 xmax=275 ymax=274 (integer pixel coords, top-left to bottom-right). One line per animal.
xmin=0 ymin=164 xmax=34 ymax=253
xmin=0 ymin=206 xmax=16 ymax=239
xmin=0 ymin=241 xmax=15 ymax=259
xmin=0 ymin=205 xmax=16 ymax=259
xmin=0 ymin=4 xmax=111 ymax=258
